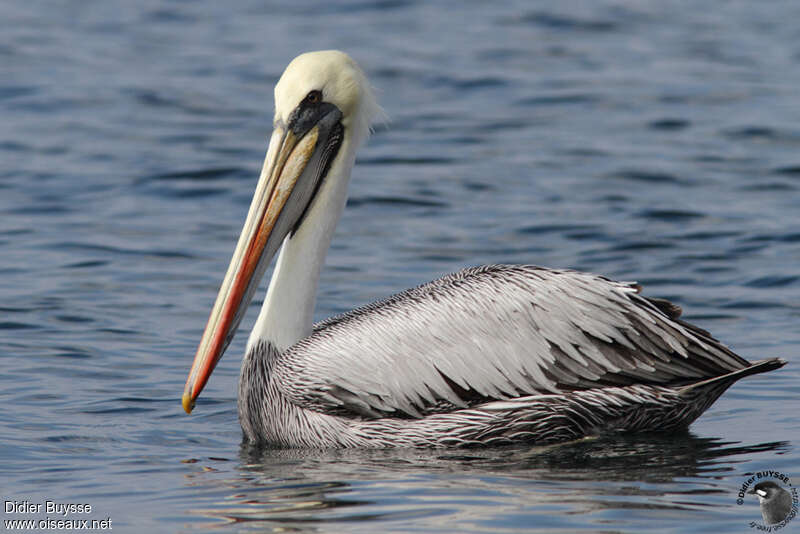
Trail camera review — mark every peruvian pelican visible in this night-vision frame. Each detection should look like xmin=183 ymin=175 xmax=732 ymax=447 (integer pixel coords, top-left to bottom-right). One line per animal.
xmin=182 ymin=50 xmax=785 ymax=448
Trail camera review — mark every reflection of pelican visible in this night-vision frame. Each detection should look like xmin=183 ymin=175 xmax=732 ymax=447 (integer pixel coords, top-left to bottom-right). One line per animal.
xmin=181 ymin=50 xmax=785 ymax=447
xmin=749 ymin=481 xmax=793 ymax=525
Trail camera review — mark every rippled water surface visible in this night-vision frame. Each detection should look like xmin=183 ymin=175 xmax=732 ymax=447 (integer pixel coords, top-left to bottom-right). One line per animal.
xmin=2 ymin=1 xmax=800 ymax=532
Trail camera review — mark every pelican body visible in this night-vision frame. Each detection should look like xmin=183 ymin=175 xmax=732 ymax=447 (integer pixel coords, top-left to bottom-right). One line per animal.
xmin=182 ymin=51 xmax=785 ymax=448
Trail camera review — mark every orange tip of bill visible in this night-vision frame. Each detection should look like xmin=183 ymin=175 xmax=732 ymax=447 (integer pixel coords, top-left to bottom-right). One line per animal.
xmin=182 ymin=393 xmax=195 ymax=414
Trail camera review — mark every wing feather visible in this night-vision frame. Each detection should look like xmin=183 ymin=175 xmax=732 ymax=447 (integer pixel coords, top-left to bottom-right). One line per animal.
xmin=273 ymin=265 xmax=749 ymax=418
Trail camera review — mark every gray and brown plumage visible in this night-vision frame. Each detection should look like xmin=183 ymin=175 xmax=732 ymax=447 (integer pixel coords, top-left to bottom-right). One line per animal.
xmin=182 ymin=51 xmax=786 ymax=448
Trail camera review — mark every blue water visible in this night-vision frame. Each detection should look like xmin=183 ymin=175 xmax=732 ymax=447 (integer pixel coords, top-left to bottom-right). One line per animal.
xmin=2 ymin=1 xmax=799 ymax=532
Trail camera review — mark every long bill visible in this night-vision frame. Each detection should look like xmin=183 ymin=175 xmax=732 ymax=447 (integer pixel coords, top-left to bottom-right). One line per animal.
xmin=182 ymin=122 xmax=325 ymax=414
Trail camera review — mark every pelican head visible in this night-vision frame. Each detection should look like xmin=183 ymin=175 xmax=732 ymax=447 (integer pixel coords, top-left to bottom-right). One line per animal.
xmin=182 ymin=51 xmax=379 ymax=413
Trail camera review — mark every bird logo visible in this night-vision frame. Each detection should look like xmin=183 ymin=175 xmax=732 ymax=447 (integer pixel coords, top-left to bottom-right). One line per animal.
xmin=748 ymin=480 xmax=794 ymax=525
xmin=737 ymin=472 xmax=798 ymax=530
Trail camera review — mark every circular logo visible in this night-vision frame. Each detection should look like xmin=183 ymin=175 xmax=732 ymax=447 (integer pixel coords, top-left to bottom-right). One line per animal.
xmin=736 ymin=470 xmax=798 ymax=530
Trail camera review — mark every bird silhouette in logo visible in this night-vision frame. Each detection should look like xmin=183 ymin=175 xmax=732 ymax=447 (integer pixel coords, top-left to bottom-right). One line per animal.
xmin=748 ymin=481 xmax=792 ymax=525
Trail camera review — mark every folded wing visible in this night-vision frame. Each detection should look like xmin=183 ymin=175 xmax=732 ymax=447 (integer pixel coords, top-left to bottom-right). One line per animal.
xmin=273 ymin=265 xmax=749 ymax=419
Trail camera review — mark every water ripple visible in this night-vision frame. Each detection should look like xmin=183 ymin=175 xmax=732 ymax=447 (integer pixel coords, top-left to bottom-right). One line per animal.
xmin=648 ymin=118 xmax=691 ymax=131
xmin=347 ymin=196 xmax=448 ymax=209
xmin=513 ymin=11 xmax=620 ymax=32
xmin=143 ymin=166 xmax=250 ymax=182
xmin=637 ymin=209 xmax=705 ymax=222
xmin=607 ymin=169 xmax=688 ymax=185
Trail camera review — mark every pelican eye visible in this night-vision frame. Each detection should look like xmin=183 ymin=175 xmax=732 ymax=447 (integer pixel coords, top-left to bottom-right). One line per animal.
xmin=305 ymin=90 xmax=322 ymax=105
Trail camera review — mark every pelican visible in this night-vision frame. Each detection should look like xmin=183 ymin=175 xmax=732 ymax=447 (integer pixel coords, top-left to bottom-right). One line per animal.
xmin=182 ymin=50 xmax=785 ymax=448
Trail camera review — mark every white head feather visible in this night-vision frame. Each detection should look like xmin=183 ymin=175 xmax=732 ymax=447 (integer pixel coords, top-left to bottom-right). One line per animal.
xmin=249 ymin=51 xmax=382 ymax=352
xmin=274 ymin=50 xmax=382 ymax=149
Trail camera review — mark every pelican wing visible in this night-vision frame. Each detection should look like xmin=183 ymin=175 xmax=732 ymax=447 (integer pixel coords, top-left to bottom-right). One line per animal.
xmin=274 ymin=265 xmax=749 ymax=419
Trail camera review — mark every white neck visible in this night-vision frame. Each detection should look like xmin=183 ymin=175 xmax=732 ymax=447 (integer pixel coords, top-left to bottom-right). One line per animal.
xmin=247 ymin=139 xmax=357 ymax=353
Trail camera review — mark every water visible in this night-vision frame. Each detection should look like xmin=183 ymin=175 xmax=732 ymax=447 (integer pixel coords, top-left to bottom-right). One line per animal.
xmin=1 ymin=1 xmax=799 ymax=532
